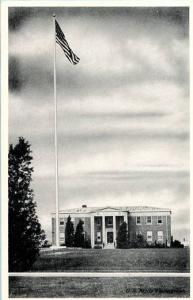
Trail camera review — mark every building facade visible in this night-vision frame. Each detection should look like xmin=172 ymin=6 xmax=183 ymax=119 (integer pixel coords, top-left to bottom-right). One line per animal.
xmin=51 ymin=205 xmax=171 ymax=248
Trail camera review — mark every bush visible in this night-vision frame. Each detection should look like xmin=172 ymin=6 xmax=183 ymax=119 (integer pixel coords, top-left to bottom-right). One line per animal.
xmin=65 ymin=215 xmax=74 ymax=247
xmin=146 ymin=242 xmax=167 ymax=248
xmin=130 ymin=234 xmax=148 ymax=248
xmin=41 ymin=240 xmax=52 ymax=248
xmin=171 ymin=239 xmax=184 ymax=248
xmin=74 ymin=219 xmax=85 ymax=248
xmin=117 ymin=221 xmax=128 ymax=249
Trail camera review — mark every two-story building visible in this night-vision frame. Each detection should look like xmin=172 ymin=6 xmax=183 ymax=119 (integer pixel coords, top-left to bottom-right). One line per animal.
xmin=51 ymin=205 xmax=171 ymax=248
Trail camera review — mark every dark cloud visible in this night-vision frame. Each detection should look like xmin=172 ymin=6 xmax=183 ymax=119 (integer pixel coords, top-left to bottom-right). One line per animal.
xmin=9 ymin=7 xmax=189 ymax=31
xmin=9 ymin=56 xmax=24 ymax=92
xmin=9 ymin=7 xmax=34 ymax=31
xmin=8 ymin=7 xmax=189 ymax=101
xmin=8 ymin=49 xmax=188 ymax=98
xmin=8 ymin=56 xmax=53 ymax=95
xmin=80 ymin=170 xmax=189 ymax=179
xmin=10 ymin=129 xmax=189 ymax=155
xmin=59 ymin=130 xmax=189 ymax=143
xmin=68 ymin=111 xmax=168 ymax=119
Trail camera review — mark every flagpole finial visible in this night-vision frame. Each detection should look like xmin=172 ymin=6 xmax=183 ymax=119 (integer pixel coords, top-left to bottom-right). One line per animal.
xmin=53 ymin=14 xmax=56 ymax=18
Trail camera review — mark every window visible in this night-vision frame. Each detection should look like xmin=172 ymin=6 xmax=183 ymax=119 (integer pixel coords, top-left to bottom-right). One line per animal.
xmin=59 ymin=218 xmax=64 ymax=225
xmin=97 ymin=231 xmax=101 ymax=242
xmin=157 ymin=216 xmax=163 ymax=224
xmin=147 ymin=231 xmax=152 ymax=242
xmin=96 ymin=218 xmax=101 ymax=225
xmin=105 ymin=216 xmax=113 ymax=227
xmin=146 ymin=216 xmax=152 ymax=224
xmin=107 ymin=217 xmax=113 ymax=225
xmin=136 ymin=216 xmax=141 ymax=224
xmin=157 ymin=231 xmax=163 ymax=242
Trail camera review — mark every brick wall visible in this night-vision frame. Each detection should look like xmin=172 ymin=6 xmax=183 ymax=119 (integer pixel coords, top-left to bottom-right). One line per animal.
xmin=84 ymin=217 xmax=91 ymax=237
xmin=128 ymin=214 xmax=171 ymax=246
xmin=52 ymin=216 xmax=91 ymax=245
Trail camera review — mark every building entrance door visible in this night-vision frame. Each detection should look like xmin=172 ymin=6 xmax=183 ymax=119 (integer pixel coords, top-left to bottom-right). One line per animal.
xmin=107 ymin=232 xmax=113 ymax=244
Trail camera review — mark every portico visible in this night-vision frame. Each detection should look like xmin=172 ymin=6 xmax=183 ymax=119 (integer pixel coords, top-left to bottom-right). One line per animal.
xmin=90 ymin=207 xmax=127 ymax=248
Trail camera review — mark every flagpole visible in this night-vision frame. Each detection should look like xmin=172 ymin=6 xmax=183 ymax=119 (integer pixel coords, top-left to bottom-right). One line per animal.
xmin=53 ymin=14 xmax=59 ymax=247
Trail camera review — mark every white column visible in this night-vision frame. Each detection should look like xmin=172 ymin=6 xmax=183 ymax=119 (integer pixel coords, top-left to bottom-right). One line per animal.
xmin=124 ymin=213 xmax=128 ymax=242
xmin=113 ymin=215 xmax=116 ymax=247
xmin=166 ymin=215 xmax=169 ymax=246
xmin=102 ymin=215 xmax=106 ymax=247
xmin=123 ymin=213 xmax=127 ymax=222
xmin=91 ymin=216 xmax=95 ymax=248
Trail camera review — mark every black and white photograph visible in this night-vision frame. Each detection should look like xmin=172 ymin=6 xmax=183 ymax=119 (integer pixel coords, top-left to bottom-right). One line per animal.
xmin=1 ymin=1 xmax=191 ymax=298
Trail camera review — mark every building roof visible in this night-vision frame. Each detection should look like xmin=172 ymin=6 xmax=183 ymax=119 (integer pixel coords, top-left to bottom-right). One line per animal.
xmin=52 ymin=205 xmax=171 ymax=215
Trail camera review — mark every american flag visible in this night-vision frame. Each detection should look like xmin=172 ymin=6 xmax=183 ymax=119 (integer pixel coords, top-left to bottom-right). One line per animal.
xmin=55 ymin=20 xmax=80 ymax=65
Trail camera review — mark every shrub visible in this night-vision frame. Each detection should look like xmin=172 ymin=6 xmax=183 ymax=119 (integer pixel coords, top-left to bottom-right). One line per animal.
xmin=171 ymin=239 xmax=184 ymax=248
xmin=41 ymin=240 xmax=52 ymax=248
xmin=74 ymin=219 xmax=85 ymax=248
xmin=130 ymin=234 xmax=148 ymax=248
xmin=147 ymin=241 xmax=167 ymax=248
xmin=65 ymin=215 xmax=74 ymax=247
xmin=117 ymin=221 xmax=128 ymax=249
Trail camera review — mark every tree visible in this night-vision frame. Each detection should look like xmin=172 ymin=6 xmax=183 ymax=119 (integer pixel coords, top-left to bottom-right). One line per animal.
xmin=74 ymin=219 xmax=85 ymax=247
xmin=65 ymin=215 xmax=74 ymax=247
xmin=171 ymin=238 xmax=184 ymax=248
xmin=117 ymin=221 xmax=128 ymax=249
xmin=9 ymin=137 xmax=46 ymax=271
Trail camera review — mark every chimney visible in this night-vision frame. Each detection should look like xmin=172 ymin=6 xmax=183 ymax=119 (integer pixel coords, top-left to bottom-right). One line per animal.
xmin=82 ymin=204 xmax=87 ymax=208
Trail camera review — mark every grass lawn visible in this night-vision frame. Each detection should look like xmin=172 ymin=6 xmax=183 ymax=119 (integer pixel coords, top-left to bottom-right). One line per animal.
xmin=9 ymin=276 xmax=190 ymax=297
xmin=31 ymin=248 xmax=190 ymax=272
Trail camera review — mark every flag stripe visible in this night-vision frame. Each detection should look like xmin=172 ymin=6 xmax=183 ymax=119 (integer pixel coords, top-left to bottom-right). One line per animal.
xmin=56 ymin=38 xmax=71 ymax=57
xmin=56 ymin=39 xmax=71 ymax=58
xmin=55 ymin=20 xmax=80 ymax=65
xmin=56 ymin=39 xmax=74 ymax=64
xmin=56 ymin=45 xmax=73 ymax=64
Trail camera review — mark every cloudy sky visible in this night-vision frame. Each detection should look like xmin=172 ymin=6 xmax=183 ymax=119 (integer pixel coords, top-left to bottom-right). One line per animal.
xmin=9 ymin=7 xmax=189 ymax=242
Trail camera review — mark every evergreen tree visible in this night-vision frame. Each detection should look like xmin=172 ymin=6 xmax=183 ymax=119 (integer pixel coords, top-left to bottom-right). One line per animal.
xmin=9 ymin=137 xmax=45 ymax=271
xmin=74 ymin=219 xmax=85 ymax=247
xmin=117 ymin=221 xmax=128 ymax=249
xmin=65 ymin=215 xmax=74 ymax=247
